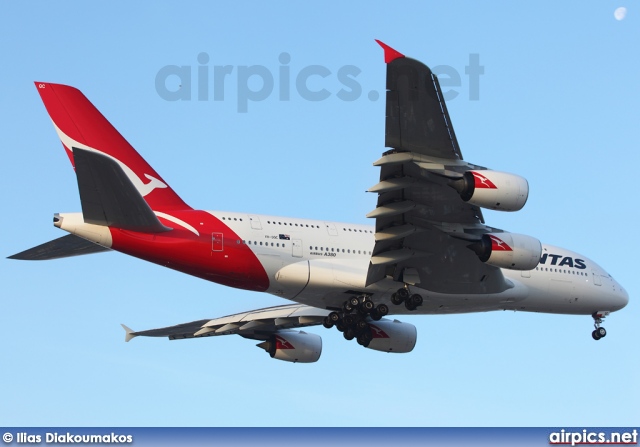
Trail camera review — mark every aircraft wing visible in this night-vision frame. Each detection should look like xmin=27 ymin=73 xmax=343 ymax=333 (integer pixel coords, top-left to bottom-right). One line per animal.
xmin=122 ymin=303 xmax=417 ymax=363
xmin=122 ymin=304 xmax=329 ymax=342
xmin=366 ymin=42 xmax=509 ymax=294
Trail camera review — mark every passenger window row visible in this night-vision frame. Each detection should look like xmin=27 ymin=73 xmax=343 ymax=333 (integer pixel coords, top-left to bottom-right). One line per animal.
xmin=240 ymin=240 xmax=372 ymax=255
xmin=309 ymin=246 xmax=372 ymax=255
xmin=342 ymin=228 xmax=374 ymax=234
xmin=536 ymin=267 xmax=587 ymax=276
xmin=221 ymin=216 xmax=374 ymax=235
xmin=267 ymin=220 xmax=320 ymax=228
xmin=245 ymin=240 xmax=286 ymax=248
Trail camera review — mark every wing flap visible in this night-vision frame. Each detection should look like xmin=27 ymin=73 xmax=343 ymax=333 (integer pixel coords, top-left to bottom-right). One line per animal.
xmin=365 ymin=158 xmax=510 ymax=292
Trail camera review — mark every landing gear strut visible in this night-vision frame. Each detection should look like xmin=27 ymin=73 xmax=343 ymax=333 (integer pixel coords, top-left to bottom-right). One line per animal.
xmin=322 ymin=295 xmax=389 ymax=348
xmin=390 ymin=287 xmax=423 ymax=311
xmin=591 ymin=311 xmax=609 ymax=340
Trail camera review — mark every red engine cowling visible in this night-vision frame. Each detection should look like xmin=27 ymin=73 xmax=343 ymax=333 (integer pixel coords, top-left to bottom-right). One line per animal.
xmin=469 ymin=232 xmax=542 ymax=271
xmin=452 ymin=170 xmax=529 ymax=212
xmin=365 ymin=319 xmax=417 ymax=353
xmin=257 ymin=331 xmax=322 ymax=363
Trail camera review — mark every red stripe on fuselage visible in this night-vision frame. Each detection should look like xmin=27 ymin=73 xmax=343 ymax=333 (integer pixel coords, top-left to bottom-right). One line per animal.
xmin=109 ymin=210 xmax=269 ymax=291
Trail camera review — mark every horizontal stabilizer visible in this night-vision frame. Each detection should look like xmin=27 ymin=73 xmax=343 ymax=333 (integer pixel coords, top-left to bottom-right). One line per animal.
xmin=8 ymin=234 xmax=111 ymax=261
xmin=74 ymin=148 xmax=171 ymax=233
xmin=120 ymin=324 xmax=137 ymax=342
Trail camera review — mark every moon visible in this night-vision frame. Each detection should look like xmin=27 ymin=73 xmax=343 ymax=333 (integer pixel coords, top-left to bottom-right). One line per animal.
xmin=614 ymin=7 xmax=627 ymax=21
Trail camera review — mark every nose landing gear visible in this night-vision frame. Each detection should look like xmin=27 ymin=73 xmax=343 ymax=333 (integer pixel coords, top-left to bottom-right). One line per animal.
xmin=591 ymin=311 xmax=610 ymax=340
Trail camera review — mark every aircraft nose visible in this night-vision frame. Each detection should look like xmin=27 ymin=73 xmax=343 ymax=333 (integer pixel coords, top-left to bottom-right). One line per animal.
xmin=612 ymin=284 xmax=629 ymax=311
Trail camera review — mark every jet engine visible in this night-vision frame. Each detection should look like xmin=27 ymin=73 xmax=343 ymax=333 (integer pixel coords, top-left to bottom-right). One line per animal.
xmin=451 ymin=170 xmax=529 ymax=211
xmin=256 ymin=330 xmax=322 ymax=363
xmin=365 ymin=319 xmax=417 ymax=353
xmin=468 ymin=232 xmax=542 ymax=271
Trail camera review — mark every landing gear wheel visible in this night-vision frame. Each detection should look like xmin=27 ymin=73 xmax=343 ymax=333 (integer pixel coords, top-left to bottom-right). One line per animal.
xmin=364 ymin=330 xmax=373 ymax=342
xmin=591 ymin=311 xmax=610 ymax=340
xmin=592 ymin=330 xmax=601 ymax=341
xmin=392 ymin=288 xmax=409 ymax=305
xmin=322 ymin=316 xmax=334 ymax=329
xmin=370 ymin=309 xmax=381 ymax=321
xmin=356 ymin=319 xmax=369 ymax=332
xmin=376 ymin=303 xmax=389 ymax=316
xmin=357 ymin=330 xmax=373 ymax=346
xmin=357 ymin=334 xmax=371 ymax=348
xmin=344 ymin=328 xmax=355 ymax=341
xmin=410 ymin=294 xmax=423 ymax=308
xmin=361 ymin=300 xmax=375 ymax=313
xmin=349 ymin=297 xmax=360 ymax=308
xmin=405 ymin=300 xmax=416 ymax=311
xmin=343 ymin=302 xmax=354 ymax=313
xmin=328 ymin=312 xmax=341 ymax=323
xmin=336 ymin=322 xmax=345 ymax=333
xmin=391 ymin=293 xmax=403 ymax=305
xmin=344 ymin=314 xmax=356 ymax=326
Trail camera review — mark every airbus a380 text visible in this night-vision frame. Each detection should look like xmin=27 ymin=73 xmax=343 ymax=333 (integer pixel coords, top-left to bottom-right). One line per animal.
xmin=10 ymin=41 xmax=628 ymax=363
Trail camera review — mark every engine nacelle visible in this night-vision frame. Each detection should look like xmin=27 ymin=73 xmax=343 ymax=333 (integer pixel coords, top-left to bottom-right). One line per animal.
xmin=365 ymin=319 xmax=417 ymax=353
xmin=452 ymin=170 xmax=529 ymax=212
xmin=256 ymin=330 xmax=322 ymax=363
xmin=469 ymin=232 xmax=542 ymax=271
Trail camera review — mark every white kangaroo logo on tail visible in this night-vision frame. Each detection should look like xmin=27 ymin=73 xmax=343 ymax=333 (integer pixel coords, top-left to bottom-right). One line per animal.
xmin=139 ymin=173 xmax=168 ymax=196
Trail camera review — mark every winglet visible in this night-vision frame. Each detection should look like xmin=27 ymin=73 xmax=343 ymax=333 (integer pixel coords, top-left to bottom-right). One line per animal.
xmin=121 ymin=324 xmax=137 ymax=342
xmin=375 ymin=40 xmax=405 ymax=63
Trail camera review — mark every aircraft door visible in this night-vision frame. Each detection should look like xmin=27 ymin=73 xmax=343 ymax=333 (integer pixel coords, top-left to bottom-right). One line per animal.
xmin=292 ymin=239 xmax=303 ymax=258
xmin=249 ymin=215 xmax=262 ymax=230
xmin=324 ymin=222 xmax=338 ymax=236
xmin=212 ymin=232 xmax=223 ymax=252
xmin=592 ymin=270 xmax=602 ymax=286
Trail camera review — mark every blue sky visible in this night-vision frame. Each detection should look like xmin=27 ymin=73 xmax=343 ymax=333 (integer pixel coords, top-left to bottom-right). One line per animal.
xmin=1 ymin=1 xmax=638 ymax=427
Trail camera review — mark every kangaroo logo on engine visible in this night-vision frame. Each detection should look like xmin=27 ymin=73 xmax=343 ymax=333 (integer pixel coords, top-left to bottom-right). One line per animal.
xmin=489 ymin=235 xmax=512 ymax=251
xmin=472 ymin=171 xmax=498 ymax=189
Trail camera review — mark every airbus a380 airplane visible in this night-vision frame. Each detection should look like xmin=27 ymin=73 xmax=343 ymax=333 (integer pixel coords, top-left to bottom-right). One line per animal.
xmin=10 ymin=41 xmax=628 ymax=363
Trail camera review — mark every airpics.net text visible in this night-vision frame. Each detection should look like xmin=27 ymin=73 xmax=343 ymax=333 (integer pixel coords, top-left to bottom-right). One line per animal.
xmin=155 ymin=52 xmax=484 ymax=112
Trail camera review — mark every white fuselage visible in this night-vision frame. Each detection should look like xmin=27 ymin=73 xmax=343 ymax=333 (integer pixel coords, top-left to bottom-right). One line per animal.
xmin=207 ymin=211 xmax=629 ymax=316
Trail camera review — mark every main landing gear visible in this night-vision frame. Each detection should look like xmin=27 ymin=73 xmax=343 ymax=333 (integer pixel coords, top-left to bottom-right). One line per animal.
xmin=322 ymin=295 xmax=389 ymax=347
xmin=322 ymin=287 xmax=423 ymax=347
xmin=591 ymin=311 xmax=609 ymax=340
xmin=391 ymin=287 xmax=424 ymax=311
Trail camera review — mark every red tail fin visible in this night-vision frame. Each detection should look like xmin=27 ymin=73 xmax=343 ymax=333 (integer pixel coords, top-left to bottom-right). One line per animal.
xmin=35 ymin=82 xmax=191 ymax=211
